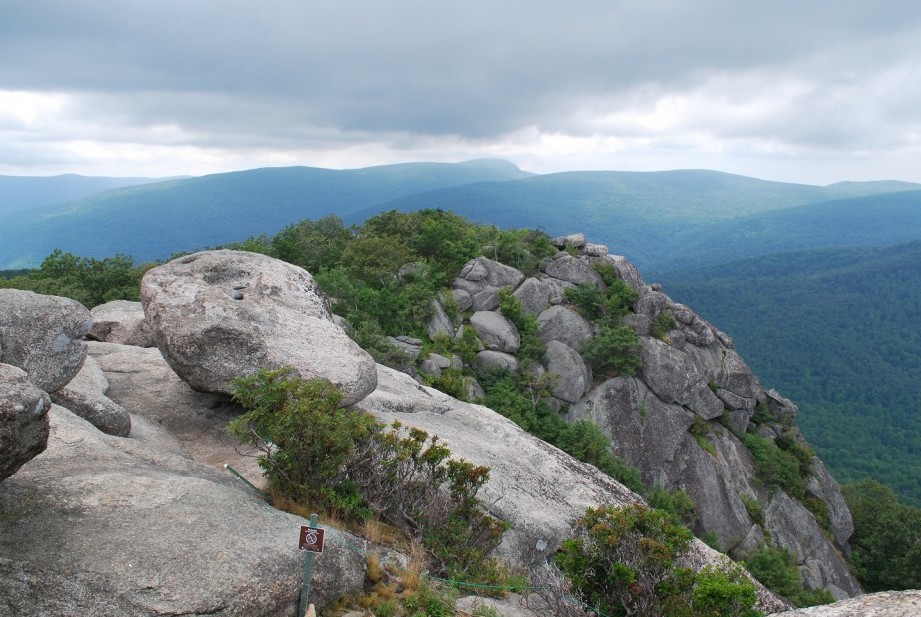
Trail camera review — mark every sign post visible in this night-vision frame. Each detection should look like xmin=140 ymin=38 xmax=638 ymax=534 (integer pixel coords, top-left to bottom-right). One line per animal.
xmin=298 ymin=513 xmax=324 ymax=617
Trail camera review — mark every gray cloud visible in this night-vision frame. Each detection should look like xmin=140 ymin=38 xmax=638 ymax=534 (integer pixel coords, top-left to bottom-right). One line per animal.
xmin=2 ymin=0 xmax=921 ymax=181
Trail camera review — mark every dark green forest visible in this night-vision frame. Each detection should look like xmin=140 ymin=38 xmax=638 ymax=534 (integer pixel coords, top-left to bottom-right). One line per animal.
xmin=659 ymin=242 xmax=921 ymax=505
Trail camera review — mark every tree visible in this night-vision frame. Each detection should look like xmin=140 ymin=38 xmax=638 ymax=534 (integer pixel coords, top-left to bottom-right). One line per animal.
xmin=556 ymin=504 xmax=760 ymax=617
xmin=843 ymin=478 xmax=921 ymax=591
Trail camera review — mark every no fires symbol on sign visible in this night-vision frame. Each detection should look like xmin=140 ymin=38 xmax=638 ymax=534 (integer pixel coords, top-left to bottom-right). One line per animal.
xmin=299 ymin=525 xmax=325 ymax=553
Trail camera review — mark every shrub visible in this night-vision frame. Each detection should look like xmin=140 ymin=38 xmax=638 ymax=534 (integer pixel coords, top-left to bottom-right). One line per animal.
xmin=740 ymin=433 xmax=806 ymax=500
xmin=227 ymin=368 xmax=375 ymax=514
xmin=690 ymin=415 xmax=717 ymax=456
xmin=581 ymin=325 xmax=642 ymax=377
xmin=565 ymin=283 xmax=606 ymax=320
xmin=498 ymin=288 xmax=545 ymax=366
xmin=557 ymin=504 xmax=761 ymax=617
xmin=651 ymin=311 xmax=678 ymax=339
xmin=744 ymin=546 xmax=833 ymax=607
xmin=646 ymin=485 xmax=697 ymax=528
xmin=740 ymin=493 xmax=765 ymax=527
xmin=229 ymin=369 xmax=507 ymax=581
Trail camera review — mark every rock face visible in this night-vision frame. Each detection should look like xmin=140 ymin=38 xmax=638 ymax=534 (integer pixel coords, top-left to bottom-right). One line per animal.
xmin=0 ymin=364 xmax=51 ymax=481
xmin=0 ymin=289 xmax=91 ymax=392
xmin=774 ymin=590 xmax=921 ymax=616
xmin=0 ymin=404 xmax=366 ymax=616
xmin=88 ymin=300 xmax=155 ymax=347
xmin=358 ymin=365 xmax=790 ymax=615
xmin=140 ymin=250 xmax=377 ymax=406
xmin=428 ymin=238 xmax=861 ymax=600
xmin=50 ymin=355 xmax=131 ymax=437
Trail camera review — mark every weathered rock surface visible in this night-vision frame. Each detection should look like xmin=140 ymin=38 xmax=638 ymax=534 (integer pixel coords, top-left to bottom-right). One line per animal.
xmin=50 ymin=355 xmax=131 ymax=437
xmin=773 ymin=590 xmax=921 ymax=616
xmin=0 ymin=289 xmax=91 ymax=392
xmin=359 ymin=364 xmax=640 ymax=563
xmin=469 ymin=310 xmax=520 ymax=353
xmin=541 ymin=253 xmax=604 ymax=287
xmin=544 ymin=340 xmax=592 ymax=403
xmin=357 ymin=365 xmax=789 ymax=613
xmin=764 ymin=492 xmax=862 ymax=598
xmin=88 ymin=300 xmax=155 ymax=347
xmin=537 ymin=305 xmax=593 ymax=351
xmin=0 ymin=364 xmax=51 ymax=481
xmin=640 ymin=337 xmax=724 ymax=419
xmin=453 ymin=257 xmax=526 ymax=311
xmin=513 ymin=277 xmax=552 ymax=316
xmin=140 ymin=250 xmax=377 ymax=405
xmin=0 ymin=405 xmax=366 ymax=616
xmin=475 ymin=349 xmax=519 ymax=374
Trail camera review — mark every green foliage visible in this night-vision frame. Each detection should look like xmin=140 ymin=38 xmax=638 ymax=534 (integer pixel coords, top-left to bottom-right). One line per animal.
xmin=646 ymin=485 xmax=697 ymax=528
xmin=739 ymin=493 xmax=765 ymax=527
xmin=651 ymin=310 xmax=678 ymax=339
xmin=497 ymin=288 xmax=545 ymax=366
xmin=744 ymin=546 xmax=834 ymax=608
xmin=479 ymin=372 xmax=644 ymax=494
xmin=227 ymin=368 xmax=373 ymax=513
xmin=425 ymin=368 xmax=467 ymax=402
xmin=564 ymin=283 xmax=606 ymax=320
xmin=270 ymin=214 xmax=352 ymax=272
xmin=843 ymin=478 xmax=921 ymax=592
xmin=229 ymin=369 xmax=507 ymax=580
xmin=557 ymin=504 xmax=761 ymax=617
xmin=403 ymin=579 xmax=458 ymax=617
xmin=689 ymin=416 xmax=717 ymax=456
xmin=581 ymin=325 xmax=643 ymax=378
xmin=740 ymin=433 xmax=806 ymax=500
xmin=0 ymin=249 xmax=147 ymax=308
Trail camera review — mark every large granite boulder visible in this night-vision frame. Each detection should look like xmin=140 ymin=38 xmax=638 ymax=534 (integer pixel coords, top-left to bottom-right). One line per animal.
xmin=513 ymin=277 xmax=552 ymax=316
xmin=536 ymin=305 xmax=593 ymax=352
xmin=544 ymin=340 xmax=592 ymax=403
xmin=640 ymin=337 xmax=724 ymax=419
xmin=50 ymin=355 xmax=131 ymax=437
xmin=0 ymin=405 xmax=366 ymax=616
xmin=469 ymin=311 xmax=520 ymax=353
xmin=541 ymin=253 xmax=604 ymax=287
xmin=453 ymin=257 xmax=526 ymax=311
xmin=140 ymin=250 xmax=377 ymax=406
xmin=0 ymin=364 xmax=51 ymax=481
xmin=0 ymin=289 xmax=91 ymax=392
xmin=88 ymin=300 xmax=155 ymax=347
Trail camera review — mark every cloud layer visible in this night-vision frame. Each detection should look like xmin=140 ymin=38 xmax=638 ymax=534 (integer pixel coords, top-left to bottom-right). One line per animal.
xmin=2 ymin=1 xmax=920 ymax=182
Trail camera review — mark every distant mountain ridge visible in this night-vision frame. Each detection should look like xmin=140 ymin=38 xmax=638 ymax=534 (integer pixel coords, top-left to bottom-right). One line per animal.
xmin=2 ymin=160 xmax=920 ymax=269
xmin=0 ymin=159 xmax=530 ymax=268
xmin=0 ymin=173 xmax=170 ymax=216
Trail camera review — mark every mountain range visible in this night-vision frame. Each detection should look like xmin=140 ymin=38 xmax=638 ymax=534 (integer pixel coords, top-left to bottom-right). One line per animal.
xmin=4 ymin=159 xmax=921 ymax=507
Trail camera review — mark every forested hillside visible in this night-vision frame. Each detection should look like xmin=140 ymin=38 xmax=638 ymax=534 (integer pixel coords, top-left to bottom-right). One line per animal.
xmin=659 ymin=242 xmax=921 ymax=505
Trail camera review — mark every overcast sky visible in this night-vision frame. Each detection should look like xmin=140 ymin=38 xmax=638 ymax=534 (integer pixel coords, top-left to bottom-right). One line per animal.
xmin=2 ymin=1 xmax=921 ymax=184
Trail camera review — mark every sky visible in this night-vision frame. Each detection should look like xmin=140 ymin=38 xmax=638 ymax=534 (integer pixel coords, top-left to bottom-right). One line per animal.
xmin=2 ymin=1 xmax=921 ymax=185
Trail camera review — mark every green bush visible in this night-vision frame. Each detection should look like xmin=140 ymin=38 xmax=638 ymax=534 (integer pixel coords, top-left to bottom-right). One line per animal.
xmin=843 ymin=478 xmax=921 ymax=592
xmin=564 ymin=283 xmax=606 ymax=320
xmin=229 ymin=369 xmax=507 ymax=581
xmin=581 ymin=325 xmax=642 ymax=377
xmin=646 ymin=485 xmax=697 ymax=528
xmin=740 ymin=433 xmax=806 ymax=500
xmin=498 ymin=288 xmax=545 ymax=366
xmin=651 ymin=310 xmax=678 ymax=339
xmin=478 ymin=371 xmax=644 ymax=494
xmin=557 ymin=504 xmax=761 ymax=617
xmin=0 ymin=249 xmax=147 ymax=308
xmin=744 ymin=546 xmax=833 ymax=608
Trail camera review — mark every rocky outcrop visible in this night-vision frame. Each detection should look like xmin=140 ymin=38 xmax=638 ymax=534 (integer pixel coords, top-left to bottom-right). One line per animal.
xmin=774 ymin=590 xmax=921 ymax=616
xmin=427 ymin=239 xmax=861 ymax=600
xmin=469 ymin=310 xmax=520 ymax=353
xmin=0 ymin=289 xmax=91 ymax=392
xmin=0 ymin=364 xmax=51 ymax=481
xmin=0 ymin=404 xmax=366 ymax=616
xmin=88 ymin=299 xmax=155 ymax=347
xmin=140 ymin=250 xmax=377 ymax=406
xmin=453 ymin=256 xmax=525 ymax=311
xmin=50 ymin=355 xmax=131 ymax=436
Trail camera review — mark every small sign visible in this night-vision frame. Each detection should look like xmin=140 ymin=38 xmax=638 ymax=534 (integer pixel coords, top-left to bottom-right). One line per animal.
xmin=299 ymin=525 xmax=325 ymax=553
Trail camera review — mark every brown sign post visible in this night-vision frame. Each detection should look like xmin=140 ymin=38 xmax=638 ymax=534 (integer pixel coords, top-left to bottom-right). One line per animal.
xmin=299 ymin=524 xmax=325 ymax=553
